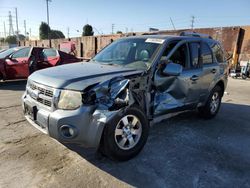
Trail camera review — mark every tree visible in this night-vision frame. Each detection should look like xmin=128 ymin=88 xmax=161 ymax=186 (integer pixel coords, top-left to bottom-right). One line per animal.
xmin=116 ymin=31 xmax=123 ymax=34
xmin=39 ymin=22 xmax=51 ymax=39
xmin=50 ymin=30 xmax=65 ymax=39
xmin=82 ymin=24 xmax=94 ymax=36
xmin=5 ymin=35 xmax=17 ymax=44
xmin=18 ymin=34 xmax=26 ymax=41
xmin=0 ymin=38 xmax=4 ymax=42
xmin=39 ymin=22 xmax=65 ymax=39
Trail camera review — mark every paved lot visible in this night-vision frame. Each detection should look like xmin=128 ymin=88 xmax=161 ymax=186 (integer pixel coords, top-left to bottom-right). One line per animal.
xmin=0 ymin=78 xmax=250 ymax=188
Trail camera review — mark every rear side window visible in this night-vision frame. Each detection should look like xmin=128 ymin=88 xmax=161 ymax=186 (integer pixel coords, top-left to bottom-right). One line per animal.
xmin=211 ymin=43 xmax=224 ymax=63
xmin=43 ymin=49 xmax=57 ymax=57
xmin=201 ymin=42 xmax=213 ymax=64
xmin=189 ymin=42 xmax=200 ymax=68
xmin=12 ymin=47 xmax=30 ymax=58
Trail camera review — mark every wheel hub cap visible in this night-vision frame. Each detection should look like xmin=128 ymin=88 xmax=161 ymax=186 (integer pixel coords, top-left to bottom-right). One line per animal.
xmin=114 ymin=115 xmax=142 ymax=150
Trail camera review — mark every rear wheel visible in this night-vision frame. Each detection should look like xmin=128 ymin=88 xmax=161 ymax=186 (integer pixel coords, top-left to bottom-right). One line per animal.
xmin=100 ymin=106 xmax=149 ymax=161
xmin=198 ymin=85 xmax=222 ymax=119
xmin=242 ymin=74 xmax=247 ymax=80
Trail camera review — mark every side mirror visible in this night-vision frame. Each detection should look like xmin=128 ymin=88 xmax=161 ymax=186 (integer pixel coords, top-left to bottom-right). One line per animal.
xmin=162 ymin=61 xmax=183 ymax=76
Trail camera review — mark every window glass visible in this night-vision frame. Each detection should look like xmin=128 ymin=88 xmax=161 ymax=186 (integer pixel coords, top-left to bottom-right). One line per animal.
xmin=201 ymin=42 xmax=213 ymax=64
xmin=168 ymin=43 xmax=188 ymax=68
xmin=93 ymin=38 xmax=161 ymax=70
xmin=12 ymin=47 xmax=30 ymax=58
xmin=210 ymin=43 xmax=224 ymax=63
xmin=189 ymin=42 xmax=200 ymax=68
xmin=43 ymin=49 xmax=57 ymax=57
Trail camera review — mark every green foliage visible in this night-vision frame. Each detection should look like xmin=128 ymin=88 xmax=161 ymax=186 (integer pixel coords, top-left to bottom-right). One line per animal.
xmin=82 ymin=24 xmax=94 ymax=36
xmin=5 ymin=35 xmax=17 ymax=44
xmin=116 ymin=31 xmax=123 ymax=34
xmin=18 ymin=34 xmax=26 ymax=41
xmin=39 ymin=22 xmax=65 ymax=39
xmin=50 ymin=30 xmax=65 ymax=39
xmin=39 ymin=22 xmax=51 ymax=39
xmin=0 ymin=38 xmax=5 ymax=42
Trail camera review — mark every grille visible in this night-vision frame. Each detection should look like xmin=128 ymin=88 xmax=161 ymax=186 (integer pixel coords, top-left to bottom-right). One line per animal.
xmin=28 ymin=81 xmax=54 ymax=107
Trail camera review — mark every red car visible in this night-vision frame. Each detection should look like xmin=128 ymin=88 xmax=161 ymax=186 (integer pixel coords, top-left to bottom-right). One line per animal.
xmin=0 ymin=47 xmax=81 ymax=80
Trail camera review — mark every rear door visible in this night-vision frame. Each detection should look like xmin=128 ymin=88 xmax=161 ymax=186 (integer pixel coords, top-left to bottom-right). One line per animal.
xmin=5 ymin=47 xmax=31 ymax=79
xmin=42 ymin=48 xmax=60 ymax=66
xmin=153 ymin=40 xmax=203 ymax=116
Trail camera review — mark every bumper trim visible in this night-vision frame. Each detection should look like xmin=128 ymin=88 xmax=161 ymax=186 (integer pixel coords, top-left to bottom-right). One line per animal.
xmin=25 ymin=115 xmax=48 ymax=134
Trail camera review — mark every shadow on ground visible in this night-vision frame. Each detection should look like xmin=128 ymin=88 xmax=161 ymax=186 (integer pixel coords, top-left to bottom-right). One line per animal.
xmin=0 ymin=80 xmax=27 ymax=91
xmin=65 ymin=103 xmax=250 ymax=187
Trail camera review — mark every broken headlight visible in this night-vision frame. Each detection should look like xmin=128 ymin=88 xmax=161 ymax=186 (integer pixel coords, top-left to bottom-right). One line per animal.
xmin=57 ymin=90 xmax=82 ymax=110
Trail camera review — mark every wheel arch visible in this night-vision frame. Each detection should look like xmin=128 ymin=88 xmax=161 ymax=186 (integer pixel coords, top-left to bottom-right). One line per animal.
xmin=215 ymin=80 xmax=225 ymax=96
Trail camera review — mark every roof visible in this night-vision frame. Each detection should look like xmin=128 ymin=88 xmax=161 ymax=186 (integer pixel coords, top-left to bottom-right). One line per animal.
xmin=121 ymin=34 xmax=217 ymax=43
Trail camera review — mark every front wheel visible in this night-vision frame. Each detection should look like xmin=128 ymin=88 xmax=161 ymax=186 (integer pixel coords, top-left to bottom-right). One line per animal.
xmin=100 ymin=106 xmax=149 ymax=161
xmin=198 ymin=86 xmax=222 ymax=119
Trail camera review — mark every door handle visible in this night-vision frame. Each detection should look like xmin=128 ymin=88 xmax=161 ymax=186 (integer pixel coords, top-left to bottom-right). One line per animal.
xmin=211 ymin=69 xmax=216 ymax=74
xmin=190 ymin=75 xmax=199 ymax=81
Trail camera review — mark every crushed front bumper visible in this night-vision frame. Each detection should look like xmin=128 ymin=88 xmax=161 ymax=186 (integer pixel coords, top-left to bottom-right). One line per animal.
xmin=22 ymin=93 xmax=109 ymax=148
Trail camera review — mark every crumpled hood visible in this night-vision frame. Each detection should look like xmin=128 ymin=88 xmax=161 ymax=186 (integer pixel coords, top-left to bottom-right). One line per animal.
xmin=28 ymin=61 xmax=143 ymax=90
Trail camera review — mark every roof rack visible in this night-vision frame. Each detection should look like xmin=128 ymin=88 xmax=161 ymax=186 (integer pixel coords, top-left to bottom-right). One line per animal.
xmin=179 ymin=31 xmax=212 ymax=39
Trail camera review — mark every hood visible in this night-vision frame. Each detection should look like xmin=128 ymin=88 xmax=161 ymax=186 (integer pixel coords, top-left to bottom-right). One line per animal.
xmin=29 ymin=61 xmax=143 ymax=90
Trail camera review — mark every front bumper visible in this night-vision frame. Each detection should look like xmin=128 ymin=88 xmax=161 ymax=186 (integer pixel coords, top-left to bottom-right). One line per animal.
xmin=22 ymin=92 xmax=107 ymax=148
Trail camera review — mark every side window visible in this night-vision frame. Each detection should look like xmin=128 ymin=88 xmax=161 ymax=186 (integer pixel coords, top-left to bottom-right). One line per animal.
xmin=211 ymin=43 xmax=224 ymax=63
xmin=168 ymin=43 xmax=188 ymax=68
xmin=43 ymin=49 xmax=57 ymax=58
xmin=189 ymin=42 xmax=200 ymax=68
xmin=201 ymin=42 xmax=213 ymax=64
xmin=12 ymin=48 xmax=30 ymax=59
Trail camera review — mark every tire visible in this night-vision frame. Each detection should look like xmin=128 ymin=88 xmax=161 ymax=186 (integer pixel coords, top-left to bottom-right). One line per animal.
xmin=198 ymin=85 xmax=222 ymax=119
xmin=242 ymin=74 xmax=247 ymax=80
xmin=100 ymin=105 xmax=149 ymax=161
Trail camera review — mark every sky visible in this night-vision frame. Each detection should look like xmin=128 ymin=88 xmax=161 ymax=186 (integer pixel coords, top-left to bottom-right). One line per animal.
xmin=0 ymin=0 xmax=250 ymax=38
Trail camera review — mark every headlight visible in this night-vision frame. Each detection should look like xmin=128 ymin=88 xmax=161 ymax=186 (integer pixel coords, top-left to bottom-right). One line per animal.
xmin=57 ymin=90 xmax=82 ymax=110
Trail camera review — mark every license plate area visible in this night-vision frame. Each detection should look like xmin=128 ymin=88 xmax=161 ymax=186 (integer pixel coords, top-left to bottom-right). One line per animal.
xmin=24 ymin=103 xmax=38 ymax=121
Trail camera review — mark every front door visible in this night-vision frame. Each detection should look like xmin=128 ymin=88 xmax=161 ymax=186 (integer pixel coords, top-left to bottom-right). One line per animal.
xmin=5 ymin=47 xmax=31 ymax=79
xmin=153 ymin=40 xmax=203 ymax=116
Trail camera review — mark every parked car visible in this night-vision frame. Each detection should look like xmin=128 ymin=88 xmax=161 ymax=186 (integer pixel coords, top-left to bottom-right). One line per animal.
xmin=22 ymin=33 xmax=228 ymax=161
xmin=0 ymin=46 xmax=81 ymax=80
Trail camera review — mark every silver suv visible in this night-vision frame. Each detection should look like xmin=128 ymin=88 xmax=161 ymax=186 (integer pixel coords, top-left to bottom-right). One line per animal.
xmin=22 ymin=33 xmax=228 ymax=161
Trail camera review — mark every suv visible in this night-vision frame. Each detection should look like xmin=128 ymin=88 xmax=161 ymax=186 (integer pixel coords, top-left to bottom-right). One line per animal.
xmin=22 ymin=33 xmax=228 ymax=161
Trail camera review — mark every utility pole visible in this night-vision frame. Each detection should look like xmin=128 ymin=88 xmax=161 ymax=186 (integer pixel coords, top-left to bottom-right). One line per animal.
xmin=46 ymin=0 xmax=52 ymax=39
xmin=170 ymin=17 xmax=176 ymax=30
xmin=111 ymin=24 xmax=114 ymax=34
xmin=3 ymin=21 xmax=6 ymax=38
xmin=24 ymin=20 xmax=27 ymax=38
xmin=191 ymin=16 xmax=195 ymax=30
xmin=29 ymin=28 xmax=31 ymax=38
xmin=8 ymin=11 xmax=14 ymax=36
xmin=67 ymin=27 xmax=69 ymax=38
xmin=15 ymin=7 xmax=19 ymax=42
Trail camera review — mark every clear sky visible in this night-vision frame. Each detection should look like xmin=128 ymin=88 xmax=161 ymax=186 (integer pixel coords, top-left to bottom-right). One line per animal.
xmin=0 ymin=0 xmax=250 ymax=38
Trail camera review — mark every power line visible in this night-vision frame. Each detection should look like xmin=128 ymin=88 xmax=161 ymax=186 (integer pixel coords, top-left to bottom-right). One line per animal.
xmin=170 ymin=17 xmax=176 ymax=30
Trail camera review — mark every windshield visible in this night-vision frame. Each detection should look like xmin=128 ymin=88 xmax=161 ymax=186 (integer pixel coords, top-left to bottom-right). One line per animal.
xmin=0 ymin=47 xmax=21 ymax=59
xmin=93 ymin=38 xmax=163 ymax=70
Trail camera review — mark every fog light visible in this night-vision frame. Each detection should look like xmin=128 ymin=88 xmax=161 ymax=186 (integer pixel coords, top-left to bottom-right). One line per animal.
xmin=60 ymin=125 xmax=77 ymax=138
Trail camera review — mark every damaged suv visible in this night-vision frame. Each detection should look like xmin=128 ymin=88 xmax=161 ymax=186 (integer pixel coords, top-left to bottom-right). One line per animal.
xmin=22 ymin=33 xmax=228 ymax=160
